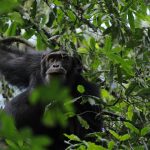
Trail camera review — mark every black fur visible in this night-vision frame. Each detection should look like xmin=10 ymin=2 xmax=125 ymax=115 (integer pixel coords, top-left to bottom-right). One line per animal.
xmin=0 ymin=45 xmax=41 ymax=88
xmin=0 ymin=45 xmax=102 ymax=149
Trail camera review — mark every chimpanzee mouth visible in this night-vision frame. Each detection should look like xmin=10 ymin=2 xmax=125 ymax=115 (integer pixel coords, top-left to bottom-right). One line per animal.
xmin=49 ymin=72 xmax=65 ymax=76
xmin=45 ymin=70 xmax=66 ymax=83
xmin=46 ymin=69 xmax=66 ymax=75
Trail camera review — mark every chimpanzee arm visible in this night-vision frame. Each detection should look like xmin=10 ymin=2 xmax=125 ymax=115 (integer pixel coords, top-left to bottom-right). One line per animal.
xmin=0 ymin=45 xmax=42 ymax=88
xmin=4 ymin=89 xmax=44 ymax=129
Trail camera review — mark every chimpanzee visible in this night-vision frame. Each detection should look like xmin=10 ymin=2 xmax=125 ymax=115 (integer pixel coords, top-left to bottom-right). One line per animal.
xmin=0 ymin=45 xmax=102 ymax=149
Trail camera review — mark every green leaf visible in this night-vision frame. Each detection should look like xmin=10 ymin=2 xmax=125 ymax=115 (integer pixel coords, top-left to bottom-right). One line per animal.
xmin=101 ymin=89 xmax=114 ymax=101
xmin=30 ymin=90 xmax=40 ymax=105
xmin=112 ymin=46 xmax=122 ymax=53
xmin=136 ymin=88 xmax=150 ymax=98
xmin=124 ymin=122 xmax=139 ymax=134
xmin=86 ymin=142 xmax=106 ymax=150
xmin=47 ymin=10 xmax=56 ymax=27
xmin=126 ymin=106 xmax=133 ymax=121
xmin=43 ymin=110 xmax=57 ymax=127
xmin=36 ymin=34 xmax=47 ymax=50
xmin=23 ymin=29 xmax=35 ymax=39
xmin=53 ymin=0 xmax=63 ymax=6
xmin=125 ymin=81 xmax=137 ymax=96
xmin=107 ymin=53 xmax=134 ymax=76
xmin=109 ymin=130 xmax=130 ymax=141
xmin=32 ymin=136 xmax=51 ymax=147
xmin=78 ymin=145 xmax=86 ymax=150
xmin=0 ymin=112 xmax=16 ymax=139
xmin=9 ymin=12 xmax=24 ymax=25
xmin=6 ymin=139 xmax=18 ymax=149
xmin=89 ymin=37 xmax=96 ymax=50
xmin=64 ymin=134 xmax=81 ymax=141
xmin=136 ymin=13 xmax=150 ymax=26
xmin=67 ymin=10 xmax=76 ymax=22
xmin=4 ymin=22 xmax=17 ymax=36
xmin=108 ymin=141 xmax=115 ymax=150
xmin=77 ymin=116 xmax=89 ymax=129
xmin=78 ymin=47 xmax=89 ymax=54
xmin=141 ymin=125 xmax=150 ymax=136
xmin=17 ymin=140 xmax=24 ymax=147
xmin=109 ymin=130 xmax=120 ymax=140
xmin=104 ymin=36 xmax=112 ymax=52
xmin=91 ymin=57 xmax=100 ymax=70
xmin=77 ymin=85 xmax=85 ymax=94
xmin=120 ymin=134 xmax=130 ymax=141
xmin=0 ymin=0 xmax=19 ymax=14
xmin=100 ymin=45 xmax=134 ymax=76
xmin=128 ymin=10 xmax=135 ymax=31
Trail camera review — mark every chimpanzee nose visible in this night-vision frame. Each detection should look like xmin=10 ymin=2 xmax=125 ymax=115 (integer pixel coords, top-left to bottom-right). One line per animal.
xmin=53 ymin=64 xmax=59 ymax=68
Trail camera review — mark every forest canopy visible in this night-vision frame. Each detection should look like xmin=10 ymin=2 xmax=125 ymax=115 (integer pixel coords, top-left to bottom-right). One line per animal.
xmin=0 ymin=0 xmax=150 ymax=150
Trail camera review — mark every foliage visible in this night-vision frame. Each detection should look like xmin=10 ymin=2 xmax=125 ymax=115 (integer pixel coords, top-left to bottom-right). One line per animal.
xmin=0 ymin=0 xmax=150 ymax=149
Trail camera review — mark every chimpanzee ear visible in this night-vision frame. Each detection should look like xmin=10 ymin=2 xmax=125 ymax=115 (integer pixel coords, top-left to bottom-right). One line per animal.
xmin=73 ymin=57 xmax=83 ymax=74
xmin=41 ymin=52 xmax=50 ymax=64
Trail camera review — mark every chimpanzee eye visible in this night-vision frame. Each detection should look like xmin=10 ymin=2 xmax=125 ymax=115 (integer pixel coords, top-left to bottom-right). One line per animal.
xmin=62 ymin=56 xmax=69 ymax=61
xmin=49 ymin=58 xmax=55 ymax=62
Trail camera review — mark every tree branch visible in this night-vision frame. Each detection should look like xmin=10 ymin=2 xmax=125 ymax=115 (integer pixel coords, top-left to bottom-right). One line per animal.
xmin=18 ymin=6 xmax=60 ymax=47
xmin=0 ymin=36 xmax=35 ymax=48
xmin=100 ymin=110 xmax=132 ymax=123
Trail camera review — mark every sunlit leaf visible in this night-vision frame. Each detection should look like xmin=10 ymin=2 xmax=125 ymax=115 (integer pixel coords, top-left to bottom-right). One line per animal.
xmin=109 ymin=130 xmax=120 ymax=140
xmin=104 ymin=36 xmax=112 ymax=52
xmin=86 ymin=142 xmax=106 ymax=150
xmin=126 ymin=106 xmax=133 ymax=121
xmin=124 ymin=122 xmax=139 ymax=134
xmin=89 ymin=37 xmax=96 ymax=50
xmin=120 ymin=134 xmax=130 ymax=141
xmin=64 ymin=134 xmax=81 ymax=141
xmin=78 ymin=47 xmax=89 ymax=54
xmin=4 ymin=22 xmax=17 ymax=36
xmin=77 ymin=85 xmax=85 ymax=94
xmin=128 ymin=10 xmax=135 ymax=31
xmin=108 ymin=141 xmax=115 ymax=150
xmin=67 ymin=10 xmax=76 ymax=22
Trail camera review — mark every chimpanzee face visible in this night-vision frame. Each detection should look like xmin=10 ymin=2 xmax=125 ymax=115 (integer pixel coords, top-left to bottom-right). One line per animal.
xmin=41 ymin=51 xmax=82 ymax=84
